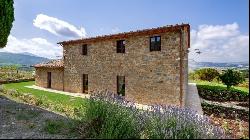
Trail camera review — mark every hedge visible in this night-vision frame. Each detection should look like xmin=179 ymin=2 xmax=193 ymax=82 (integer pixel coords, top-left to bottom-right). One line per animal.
xmin=197 ymin=85 xmax=249 ymax=102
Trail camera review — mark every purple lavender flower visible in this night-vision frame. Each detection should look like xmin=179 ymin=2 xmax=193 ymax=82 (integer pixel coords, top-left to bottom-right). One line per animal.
xmin=83 ymin=90 xmax=226 ymax=139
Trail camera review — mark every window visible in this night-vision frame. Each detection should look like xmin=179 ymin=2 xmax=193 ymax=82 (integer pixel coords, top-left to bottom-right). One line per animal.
xmin=150 ymin=36 xmax=161 ymax=51
xmin=82 ymin=44 xmax=87 ymax=55
xmin=82 ymin=74 xmax=88 ymax=93
xmin=117 ymin=40 xmax=125 ymax=53
xmin=117 ymin=76 xmax=125 ymax=96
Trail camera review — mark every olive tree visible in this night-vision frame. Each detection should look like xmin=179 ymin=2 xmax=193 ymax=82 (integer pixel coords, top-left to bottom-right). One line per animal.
xmin=195 ymin=68 xmax=220 ymax=82
xmin=220 ymin=69 xmax=244 ymax=89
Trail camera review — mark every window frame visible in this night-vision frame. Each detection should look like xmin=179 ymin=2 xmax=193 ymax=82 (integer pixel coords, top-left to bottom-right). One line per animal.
xmin=116 ymin=40 xmax=125 ymax=53
xmin=150 ymin=36 xmax=161 ymax=51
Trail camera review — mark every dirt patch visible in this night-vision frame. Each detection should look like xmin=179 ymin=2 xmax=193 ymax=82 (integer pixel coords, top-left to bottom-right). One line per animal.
xmin=210 ymin=115 xmax=249 ymax=139
xmin=201 ymin=101 xmax=249 ymax=139
xmin=0 ymin=95 xmax=79 ymax=139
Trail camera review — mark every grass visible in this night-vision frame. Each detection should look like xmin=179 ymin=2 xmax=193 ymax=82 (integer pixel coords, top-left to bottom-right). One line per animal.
xmin=44 ymin=119 xmax=66 ymax=134
xmin=2 ymin=81 xmax=87 ymax=118
xmin=191 ymin=80 xmax=249 ymax=93
xmin=3 ymin=81 xmax=87 ymax=110
xmin=43 ymin=119 xmax=80 ymax=137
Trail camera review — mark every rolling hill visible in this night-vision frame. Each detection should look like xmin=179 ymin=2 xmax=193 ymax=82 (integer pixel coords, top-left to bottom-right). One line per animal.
xmin=0 ymin=52 xmax=50 ymax=66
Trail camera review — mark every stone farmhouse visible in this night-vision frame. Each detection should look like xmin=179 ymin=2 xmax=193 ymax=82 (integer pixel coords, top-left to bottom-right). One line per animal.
xmin=34 ymin=24 xmax=190 ymax=106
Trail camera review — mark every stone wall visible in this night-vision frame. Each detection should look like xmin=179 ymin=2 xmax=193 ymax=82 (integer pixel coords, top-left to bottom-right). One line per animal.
xmin=35 ymin=68 xmax=64 ymax=91
xmin=63 ymin=28 xmax=189 ymax=106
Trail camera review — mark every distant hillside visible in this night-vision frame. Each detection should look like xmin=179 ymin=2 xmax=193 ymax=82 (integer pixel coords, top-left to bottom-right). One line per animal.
xmin=0 ymin=52 xmax=50 ymax=66
xmin=189 ymin=61 xmax=249 ymax=70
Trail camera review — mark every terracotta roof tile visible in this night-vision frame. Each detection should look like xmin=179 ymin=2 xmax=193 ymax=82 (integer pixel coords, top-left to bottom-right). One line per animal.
xmin=58 ymin=24 xmax=190 ymax=45
xmin=34 ymin=59 xmax=64 ymax=68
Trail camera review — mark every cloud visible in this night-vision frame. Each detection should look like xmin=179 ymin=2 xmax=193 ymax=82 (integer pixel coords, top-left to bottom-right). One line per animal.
xmin=0 ymin=35 xmax=62 ymax=59
xmin=111 ymin=27 xmax=120 ymax=33
xmin=190 ymin=22 xmax=249 ymax=62
xmin=33 ymin=14 xmax=86 ymax=38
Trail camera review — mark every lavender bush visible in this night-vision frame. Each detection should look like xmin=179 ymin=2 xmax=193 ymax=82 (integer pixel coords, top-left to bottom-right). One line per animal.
xmin=79 ymin=91 xmax=225 ymax=139
xmin=78 ymin=91 xmax=142 ymax=139
xmin=142 ymin=105 xmax=225 ymax=139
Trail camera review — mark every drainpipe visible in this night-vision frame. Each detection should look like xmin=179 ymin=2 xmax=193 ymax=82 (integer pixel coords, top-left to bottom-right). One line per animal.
xmin=179 ymin=28 xmax=183 ymax=107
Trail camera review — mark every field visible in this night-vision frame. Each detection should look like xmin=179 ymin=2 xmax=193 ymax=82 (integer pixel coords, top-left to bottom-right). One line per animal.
xmin=0 ymin=66 xmax=34 ymax=82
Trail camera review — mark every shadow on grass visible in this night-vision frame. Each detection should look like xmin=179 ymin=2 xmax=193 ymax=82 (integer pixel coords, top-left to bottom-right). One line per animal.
xmin=0 ymin=95 xmax=80 ymax=139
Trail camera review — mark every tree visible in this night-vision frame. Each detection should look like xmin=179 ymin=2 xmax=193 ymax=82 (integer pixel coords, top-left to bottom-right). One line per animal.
xmin=195 ymin=68 xmax=220 ymax=82
xmin=220 ymin=69 xmax=244 ymax=89
xmin=0 ymin=0 xmax=15 ymax=48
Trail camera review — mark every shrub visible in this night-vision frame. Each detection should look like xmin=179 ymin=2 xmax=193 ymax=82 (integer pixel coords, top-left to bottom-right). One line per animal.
xmin=195 ymin=68 xmax=220 ymax=82
xmin=220 ymin=69 xmax=244 ymax=89
xmin=197 ymin=84 xmax=249 ymax=102
xmin=188 ymin=71 xmax=199 ymax=81
xmin=142 ymin=105 xmax=225 ymax=139
xmin=44 ymin=120 xmax=65 ymax=134
xmin=238 ymin=81 xmax=249 ymax=88
xmin=240 ymin=69 xmax=249 ymax=79
xmin=78 ymin=91 xmax=225 ymax=139
xmin=80 ymin=91 xmax=142 ymax=139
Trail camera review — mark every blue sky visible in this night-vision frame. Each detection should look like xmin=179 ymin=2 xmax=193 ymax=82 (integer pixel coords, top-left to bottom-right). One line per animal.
xmin=1 ymin=0 xmax=249 ymax=62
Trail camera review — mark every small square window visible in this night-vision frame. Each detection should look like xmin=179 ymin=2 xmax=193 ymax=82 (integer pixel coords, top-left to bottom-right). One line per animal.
xmin=82 ymin=44 xmax=87 ymax=55
xmin=117 ymin=40 xmax=125 ymax=53
xmin=150 ymin=36 xmax=161 ymax=51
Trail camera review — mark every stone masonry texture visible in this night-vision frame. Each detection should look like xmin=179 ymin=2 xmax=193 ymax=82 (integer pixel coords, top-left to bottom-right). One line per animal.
xmin=35 ymin=68 xmax=64 ymax=91
xmin=35 ymin=24 xmax=190 ymax=106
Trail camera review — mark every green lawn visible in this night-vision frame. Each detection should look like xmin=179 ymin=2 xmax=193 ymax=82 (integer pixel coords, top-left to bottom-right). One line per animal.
xmin=191 ymin=80 xmax=249 ymax=93
xmin=2 ymin=81 xmax=87 ymax=115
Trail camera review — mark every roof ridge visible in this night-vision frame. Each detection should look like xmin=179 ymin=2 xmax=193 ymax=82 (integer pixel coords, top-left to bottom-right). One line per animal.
xmin=34 ymin=59 xmax=64 ymax=68
xmin=58 ymin=23 xmax=190 ymax=45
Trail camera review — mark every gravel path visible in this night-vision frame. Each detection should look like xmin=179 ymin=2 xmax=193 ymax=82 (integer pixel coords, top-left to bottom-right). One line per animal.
xmin=25 ymin=85 xmax=90 ymax=99
xmin=0 ymin=95 xmax=77 ymax=139
xmin=201 ymin=98 xmax=249 ymax=112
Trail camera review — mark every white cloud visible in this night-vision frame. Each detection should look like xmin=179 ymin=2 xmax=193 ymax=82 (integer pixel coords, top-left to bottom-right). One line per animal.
xmin=190 ymin=23 xmax=249 ymax=62
xmin=33 ymin=14 xmax=86 ymax=38
xmin=111 ymin=27 xmax=120 ymax=33
xmin=0 ymin=35 xmax=62 ymax=59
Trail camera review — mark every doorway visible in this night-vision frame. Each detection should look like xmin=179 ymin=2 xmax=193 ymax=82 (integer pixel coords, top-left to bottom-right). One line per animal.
xmin=47 ymin=72 xmax=51 ymax=88
xmin=82 ymin=74 xmax=88 ymax=93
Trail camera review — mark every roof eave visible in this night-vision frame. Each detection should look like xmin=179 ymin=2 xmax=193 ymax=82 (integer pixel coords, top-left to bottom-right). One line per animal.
xmin=57 ymin=24 xmax=190 ymax=46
